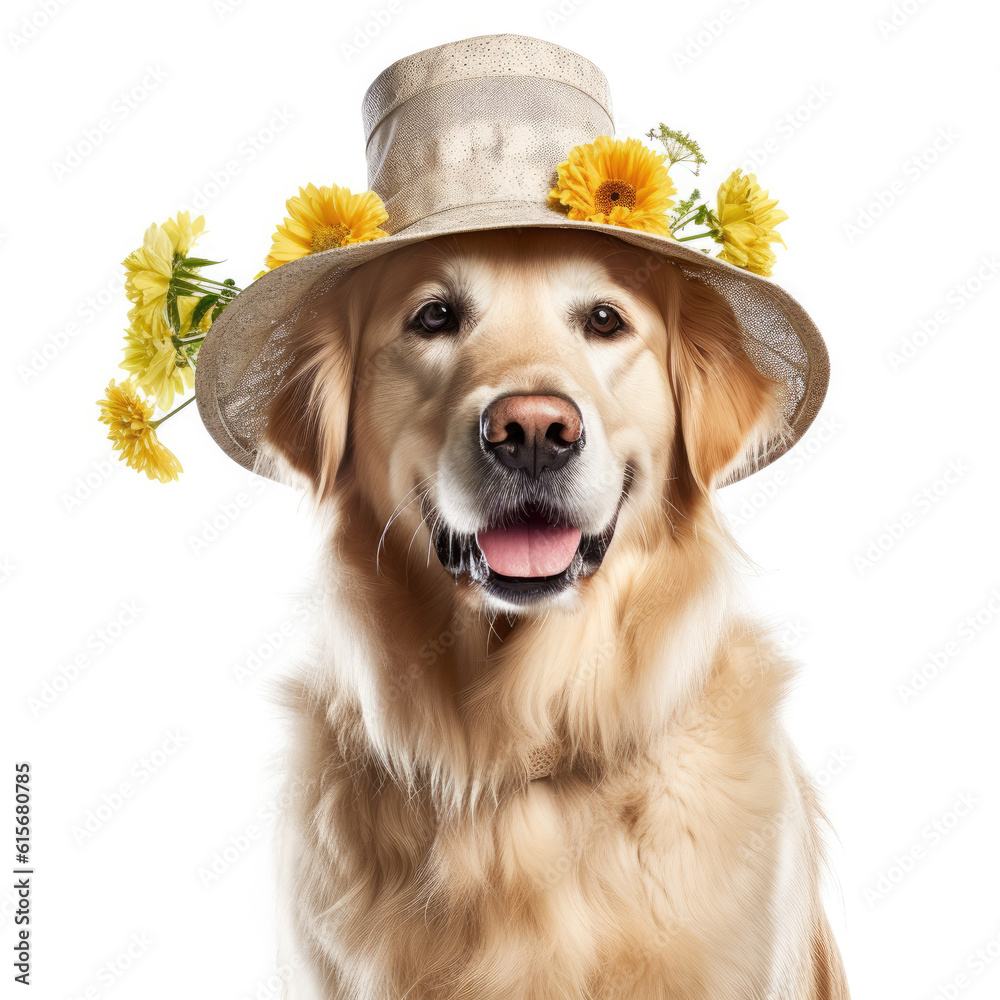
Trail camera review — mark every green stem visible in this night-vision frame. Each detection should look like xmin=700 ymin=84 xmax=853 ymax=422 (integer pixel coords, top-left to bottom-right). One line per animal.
xmin=150 ymin=393 xmax=197 ymax=428
xmin=670 ymin=211 xmax=700 ymax=233
xmin=675 ymin=231 xmax=715 ymax=243
xmin=170 ymin=282 xmax=237 ymax=302
xmin=173 ymin=274 xmax=242 ymax=293
xmin=173 ymin=332 xmax=207 ymax=346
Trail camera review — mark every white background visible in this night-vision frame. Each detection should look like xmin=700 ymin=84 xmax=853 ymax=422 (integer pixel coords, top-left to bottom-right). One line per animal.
xmin=2 ymin=1 xmax=999 ymax=998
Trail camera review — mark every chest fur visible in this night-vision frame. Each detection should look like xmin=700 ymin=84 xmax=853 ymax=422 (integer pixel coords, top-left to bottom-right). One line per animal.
xmin=292 ymin=711 xmax=796 ymax=999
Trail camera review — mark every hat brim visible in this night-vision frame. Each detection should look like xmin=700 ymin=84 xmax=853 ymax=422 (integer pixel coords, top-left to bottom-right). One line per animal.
xmin=195 ymin=200 xmax=828 ymax=486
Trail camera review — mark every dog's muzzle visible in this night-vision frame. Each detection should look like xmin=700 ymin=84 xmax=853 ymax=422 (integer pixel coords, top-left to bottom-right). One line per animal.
xmin=432 ymin=393 xmax=625 ymax=607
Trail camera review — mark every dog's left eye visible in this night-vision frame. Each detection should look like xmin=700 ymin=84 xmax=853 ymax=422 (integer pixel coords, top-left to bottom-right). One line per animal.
xmin=586 ymin=304 xmax=624 ymax=337
xmin=412 ymin=300 xmax=459 ymax=335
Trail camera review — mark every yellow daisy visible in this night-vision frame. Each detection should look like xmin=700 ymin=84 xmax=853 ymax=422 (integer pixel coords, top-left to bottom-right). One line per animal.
xmin=264 ymin=184 xmax=389 ymax=270
xmin=141 ymin=339 xmax=195 ymax=412
xmin=120 ymin=317 xmax=157 ymax=381
xmin=162 ymin=211 xmax=206 ymax=257
xmin=123 ymin=223 xmax=175 ymax=318
xmin=548 ymin=135 xmax=676 ymax=237
xmin=120 ymin=296 xmax=207 ymax=410
xmin=714 ymin=169 xmax=788 ymax=277
xmin=120 ymin=324 xmax=194 ymax=412
xmin=97 ymin=379 xmax=183 ymax=483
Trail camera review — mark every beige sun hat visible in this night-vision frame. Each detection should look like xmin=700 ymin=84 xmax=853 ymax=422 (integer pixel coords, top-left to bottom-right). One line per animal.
xmin=195 ymin=32 xmax=828 ymax=487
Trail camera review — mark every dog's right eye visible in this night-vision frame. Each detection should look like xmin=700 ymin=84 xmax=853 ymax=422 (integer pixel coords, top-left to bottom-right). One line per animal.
xmin=412 ymin=300 xmax=459 ymax=335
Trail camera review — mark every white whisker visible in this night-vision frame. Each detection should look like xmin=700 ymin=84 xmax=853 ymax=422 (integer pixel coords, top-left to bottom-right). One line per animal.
xmin=377 ymin=473 xmax=439 ymax=577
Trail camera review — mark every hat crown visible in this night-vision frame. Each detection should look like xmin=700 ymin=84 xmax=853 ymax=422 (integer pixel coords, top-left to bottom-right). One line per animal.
xmin=362 ymin=34 xmax=615 ymax=234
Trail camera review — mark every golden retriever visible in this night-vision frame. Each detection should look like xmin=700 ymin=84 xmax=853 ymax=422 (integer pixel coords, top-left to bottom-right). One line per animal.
xmin=262 ymin=229 xmax=849 ymax=999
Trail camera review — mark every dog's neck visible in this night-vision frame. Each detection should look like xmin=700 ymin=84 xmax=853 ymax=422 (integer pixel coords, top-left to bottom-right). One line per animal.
xmin=309 ymin=492 xmax=746 ymax=805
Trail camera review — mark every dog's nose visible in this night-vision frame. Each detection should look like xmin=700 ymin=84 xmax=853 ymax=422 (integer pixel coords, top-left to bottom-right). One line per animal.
xmin=481 ymin=394 xmax=584 ymax=476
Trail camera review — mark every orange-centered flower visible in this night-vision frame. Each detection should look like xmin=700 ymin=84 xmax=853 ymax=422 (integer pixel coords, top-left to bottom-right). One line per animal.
xmin=548 ymin=135 xmax=676 ymax=237
xmin=264 ymin=184 xmax=389 ymax=271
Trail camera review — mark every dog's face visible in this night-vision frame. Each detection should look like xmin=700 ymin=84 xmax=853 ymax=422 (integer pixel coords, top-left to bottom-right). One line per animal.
xmin=266 ymin=230 xmax=782 ymax=614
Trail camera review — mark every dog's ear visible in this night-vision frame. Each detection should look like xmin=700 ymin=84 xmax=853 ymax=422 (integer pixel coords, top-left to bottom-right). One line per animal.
xmin=663 ymin=272 xmax=785 ymax=498
xmin=263 ymin=294 xmax=355 ymax=500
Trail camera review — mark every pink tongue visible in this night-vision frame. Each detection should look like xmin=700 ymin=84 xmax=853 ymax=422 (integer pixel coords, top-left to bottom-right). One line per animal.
xmin=476 ymin=518 xmax=582 ymax=578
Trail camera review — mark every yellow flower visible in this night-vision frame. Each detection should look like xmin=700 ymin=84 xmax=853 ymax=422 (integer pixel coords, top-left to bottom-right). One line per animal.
xmin=120 ymin=296 xmax=208 ymax=410
xmin=714 ymin=169 xmax=788 ymax=277
xmin=120 ymin=322 xmax=193 ymax=412
xmin=120 ymin=318 xmax=157 ymax=380
xmin=123 ymin=223 xmax=175 ymax=318
xmin=141 ymin=339 xmax=195 ymax=412
xmin=264 ymin=184 xmax=389 ymax=270
xmin=548 ymin=135 xmax=676 ymax=236
xmin=97 ymin=379 xmax=183 ymax=483
xmin=162 ymin=211 xmax=206 ymax=257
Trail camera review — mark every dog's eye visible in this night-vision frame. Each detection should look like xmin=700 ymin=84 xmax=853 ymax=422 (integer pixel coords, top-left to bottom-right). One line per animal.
xmin=586 ymin=305 xmax=623 ymax=337
xmin=413 ymin=300 xmax=459 ymax=335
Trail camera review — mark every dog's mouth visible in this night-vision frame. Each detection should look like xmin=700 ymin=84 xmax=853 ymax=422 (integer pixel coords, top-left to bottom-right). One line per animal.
xmin=432 ymin=490 xmax=626 ymax=607
xmin=477 ymin=513 xmax=582 ymax=578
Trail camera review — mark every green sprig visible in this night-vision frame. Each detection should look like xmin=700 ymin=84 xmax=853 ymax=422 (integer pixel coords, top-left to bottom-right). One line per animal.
xmin=645 ymin=124 xmax=707 ymax=175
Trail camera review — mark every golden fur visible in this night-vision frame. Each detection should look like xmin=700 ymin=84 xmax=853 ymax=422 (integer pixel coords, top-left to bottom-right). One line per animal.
xmin=262 ymin=231 xmax=849 ymax=999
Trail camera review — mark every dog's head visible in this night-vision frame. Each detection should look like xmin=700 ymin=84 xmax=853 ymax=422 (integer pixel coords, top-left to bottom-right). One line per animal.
xmin=265 ymin=230 xmax=786 ymax=614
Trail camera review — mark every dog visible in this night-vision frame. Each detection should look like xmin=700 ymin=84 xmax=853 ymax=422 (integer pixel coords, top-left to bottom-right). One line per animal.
xmin=262 ymin=228 xmax=849 ymax=999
